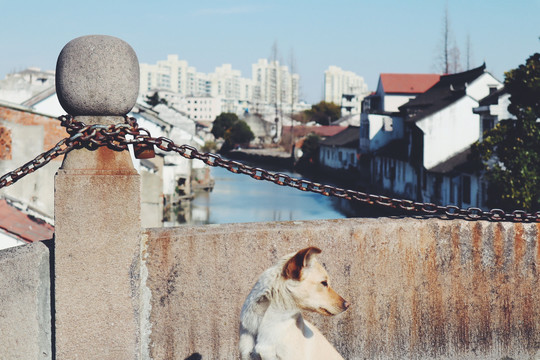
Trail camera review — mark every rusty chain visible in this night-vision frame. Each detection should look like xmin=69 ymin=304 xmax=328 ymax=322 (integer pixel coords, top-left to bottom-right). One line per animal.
xmin=1 ymin=114 xmax=539 ymax=223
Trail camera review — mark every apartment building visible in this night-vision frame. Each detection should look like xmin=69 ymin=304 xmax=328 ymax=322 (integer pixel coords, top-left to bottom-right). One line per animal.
xmin=251 ymin=59 xmax=299 ymax=110
xmin=139 ymin=55 xmax=208 ymax=96
xmin=140 ymin=56 xmax=300 ymax=119
xmin=324 ymin=66 xmax=369 ymax=115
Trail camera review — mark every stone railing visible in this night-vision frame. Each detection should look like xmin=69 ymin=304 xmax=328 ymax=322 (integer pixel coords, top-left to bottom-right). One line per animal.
xmin=0 ymin=35 xmax=538 ymax=360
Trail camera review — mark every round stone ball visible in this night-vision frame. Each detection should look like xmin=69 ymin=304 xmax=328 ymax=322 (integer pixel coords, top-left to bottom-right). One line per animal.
xmin=56 ymin=35 xmax=140 ymax=116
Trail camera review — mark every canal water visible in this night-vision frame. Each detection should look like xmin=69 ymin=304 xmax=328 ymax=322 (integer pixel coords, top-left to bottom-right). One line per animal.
xmin=186 ymin=166 xmax=352 ymax=225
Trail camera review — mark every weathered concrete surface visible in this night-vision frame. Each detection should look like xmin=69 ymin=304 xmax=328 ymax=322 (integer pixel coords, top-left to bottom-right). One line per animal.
xmin=144 ymin=218 xmax=539 ymax=359
xmin=0 ymin=241 xmax=51 ymax=359
xmin=56 ymin=35 xmax=139 ymax=116
xmin=54 ymin=35 xmax=144 ymax=360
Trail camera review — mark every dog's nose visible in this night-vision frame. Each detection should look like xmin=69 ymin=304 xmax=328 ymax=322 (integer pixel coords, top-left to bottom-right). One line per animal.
xmin=342 ymin=300 xmax=350 ymax=310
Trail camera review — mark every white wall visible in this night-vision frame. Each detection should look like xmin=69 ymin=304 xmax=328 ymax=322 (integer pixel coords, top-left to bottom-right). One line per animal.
xmin=320 ymin=146 xmax=358 ymax=170
xmin=382 ymin=94 xmax=415 ymax=113
xmin=416 ymin=96 xmax=480 ymax=170
xmin=466 ymin=73 xmax=503 ymax=101
xmin=372 ymin=157 xmax=418 ymax=198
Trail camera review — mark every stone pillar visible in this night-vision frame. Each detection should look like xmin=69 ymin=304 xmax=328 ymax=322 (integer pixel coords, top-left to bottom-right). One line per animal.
xmin=54 ymin=35 xmax=143 ymax=359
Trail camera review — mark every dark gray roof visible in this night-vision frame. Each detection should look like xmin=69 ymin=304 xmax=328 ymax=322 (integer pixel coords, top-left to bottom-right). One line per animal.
xmin=319 ymin=126 xmax=359 ymax=148
xmin=429 ymin=148 xmax=474 ymax=174
xmin=400 ymin=64 xmax=487 ymax=122
xmin=478 ymin=87 xmax=507 ymax=106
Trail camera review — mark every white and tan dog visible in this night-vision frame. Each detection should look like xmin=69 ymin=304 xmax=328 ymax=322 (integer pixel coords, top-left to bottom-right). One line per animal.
xmin=239 ymin=247 xmax=349 ymax=360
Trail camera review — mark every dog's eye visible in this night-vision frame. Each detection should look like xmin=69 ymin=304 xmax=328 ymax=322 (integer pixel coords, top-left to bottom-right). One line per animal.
xmin=321 ymin=281 xmax=328 ymax=287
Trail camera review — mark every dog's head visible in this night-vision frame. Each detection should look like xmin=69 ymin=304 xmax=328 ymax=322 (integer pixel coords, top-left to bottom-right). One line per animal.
xmin=282 ymin=247 xmax=349 ymax=316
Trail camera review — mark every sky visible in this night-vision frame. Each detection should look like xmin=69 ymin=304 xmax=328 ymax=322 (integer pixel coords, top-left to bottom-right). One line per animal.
xmin=1 ymin=0 xmax=539 ymax=104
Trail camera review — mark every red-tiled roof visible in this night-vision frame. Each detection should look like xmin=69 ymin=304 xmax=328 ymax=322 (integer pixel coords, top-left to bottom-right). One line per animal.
xmin=380 ymin=73 xmax=440 ymax=94
xmin=282 ymin=125 xmax=346 ymax=138
xmin=0 ymin=199 xmax=54 ymax=243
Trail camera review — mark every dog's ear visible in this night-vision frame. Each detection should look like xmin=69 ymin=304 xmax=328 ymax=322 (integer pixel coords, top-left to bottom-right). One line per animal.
xmin=282 ymin=247 xmax=322 ymax=280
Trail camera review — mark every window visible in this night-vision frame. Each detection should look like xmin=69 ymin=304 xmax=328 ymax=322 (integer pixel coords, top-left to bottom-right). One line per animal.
xmin=462 ymin=175 xmax=471 ymax=204
xmin=482 ymin=116 xmax=496 ymax=135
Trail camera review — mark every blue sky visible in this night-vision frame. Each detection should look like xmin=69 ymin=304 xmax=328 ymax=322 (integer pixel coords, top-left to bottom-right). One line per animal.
xmin=1 ymin=0 xmax=539 ymax=104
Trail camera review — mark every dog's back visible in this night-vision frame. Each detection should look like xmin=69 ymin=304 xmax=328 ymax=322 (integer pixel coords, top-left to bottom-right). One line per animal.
xmin=239 ymin=247 xmax=349 ymax=360
xmin=239 ymin=255 xmax=286 ymax=359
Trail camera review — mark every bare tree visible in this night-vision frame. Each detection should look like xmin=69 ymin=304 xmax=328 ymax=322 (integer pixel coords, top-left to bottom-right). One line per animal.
xmin=435 ymin=5 xmax=461 ymax=74
xmin=465 ymin=33 xmax=473 ymax=70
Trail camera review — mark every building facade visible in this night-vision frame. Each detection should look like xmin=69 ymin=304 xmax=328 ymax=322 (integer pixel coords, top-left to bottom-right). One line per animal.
xmin=139 ymin=56 xmax=300 ymax=120
xmin=251 ymin=59 xmax=300 ymax=114
xmin=324 ymin=66 xmax=369 ymax=115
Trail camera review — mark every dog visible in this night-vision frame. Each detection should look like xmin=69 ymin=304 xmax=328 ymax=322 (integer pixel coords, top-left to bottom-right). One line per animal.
xmin=239 ymin=246 xmax=349 ymax=360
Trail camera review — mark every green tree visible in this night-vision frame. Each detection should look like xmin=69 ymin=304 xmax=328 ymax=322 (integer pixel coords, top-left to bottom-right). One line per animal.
xmin=211 ymin=113 xmax=238 ymax=139
xmin=225 ymin=120 xmax=255 ymax=145
xmin=301 ymin=133 xmax=321 ymax=162
xmin=304 ymin=101 xmax=341 ymax=125
xmin=211 ymin=112 xmax=254 ymax=151
xmin=471 ymin=53 xmax=540 ymax=211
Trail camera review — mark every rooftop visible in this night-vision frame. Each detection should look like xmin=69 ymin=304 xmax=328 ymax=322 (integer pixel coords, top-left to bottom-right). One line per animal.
xmin=0 ymin=199 xmax=54 ymax=243
xmin=400 ymin=64 xmax=487 ymax=122
xmin=380 ymin=73 xmax=441 ymax=94
xmin=320 ymin=126 xmax=360 ymax=148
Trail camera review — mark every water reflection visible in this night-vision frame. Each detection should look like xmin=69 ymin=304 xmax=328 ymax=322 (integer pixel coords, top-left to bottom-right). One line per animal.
xmin=182 ymin=166 xmax=348 ymax=225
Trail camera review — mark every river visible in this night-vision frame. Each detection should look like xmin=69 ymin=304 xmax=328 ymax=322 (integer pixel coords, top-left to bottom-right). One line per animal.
xmin=183 ymin=166 xmax=354 ymax=225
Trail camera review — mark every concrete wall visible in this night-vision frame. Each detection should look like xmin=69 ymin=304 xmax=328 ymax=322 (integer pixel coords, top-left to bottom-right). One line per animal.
xmin=144 ymin=218 xmax=539 ymax=360
xmin=0 ymin=241 xmax=51 ymax=360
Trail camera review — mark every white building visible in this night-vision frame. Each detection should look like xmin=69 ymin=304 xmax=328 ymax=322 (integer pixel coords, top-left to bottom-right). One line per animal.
xmin=369 ymin=64 xmax=503 ymax=209
xmin=324 ymin=66 xmax=369 ymax=114
xmin=251 ymin=59 xmax=299 ymax=114
xmin=360 ymin=73 xmax=440 ymax=153
xmin=139 ymin=55 xmax=209 ymax=97
xmin=402 ymin=65 xmax=502 ymax=170
xmin=208 ymin=64 xmax=252 ymax=113
xmin=140 ymin=57 xmax=255 ymax=117
xmin=0 ymin=68 xmax=55 ymax=104
xmin=473 ymin=87 xmax=516 ymax=140
xmin=319 ymin=126 xmax=360 ymax=171
xmin=179 ymin=95 xmax=222 ymax=123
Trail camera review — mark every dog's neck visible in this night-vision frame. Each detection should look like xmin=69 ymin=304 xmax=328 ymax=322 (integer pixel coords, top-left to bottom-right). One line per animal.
xmin=265 ymin=301 xmax=303 ymax=327
xmin=267 ymin=278 xmax=301 ymax=312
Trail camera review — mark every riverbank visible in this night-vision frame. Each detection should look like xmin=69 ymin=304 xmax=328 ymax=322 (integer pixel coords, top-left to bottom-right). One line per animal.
xmin=224 ymin=148 xmax=407 ymax=219
xmin=226 ymin=148 xmax=365 ymax=190
xmin=226 ymin=148 xmax=294 ymax=169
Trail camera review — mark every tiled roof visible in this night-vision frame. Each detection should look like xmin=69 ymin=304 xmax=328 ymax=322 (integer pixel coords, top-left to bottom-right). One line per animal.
xmin=0 ymin=199 xmax=54 ymax=243
xmin=478 ymin=87 xmax=507 ymax=106
xmin=400 ymin=64 xmax=487 ymax=122
xmin=429 ymin=148 xmax=474 ymax=174
xmin=282 ymin=125 xmax=346 ymax=138
xmin=380 ymin=73 xmax=440 ymax=94
xmin=320 ymin=126 xmax=359 ymax=148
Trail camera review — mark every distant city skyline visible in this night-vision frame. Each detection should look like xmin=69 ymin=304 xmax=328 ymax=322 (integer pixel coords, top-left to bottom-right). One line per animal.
xmin=1 ymin=0 xmax=538 ymax=104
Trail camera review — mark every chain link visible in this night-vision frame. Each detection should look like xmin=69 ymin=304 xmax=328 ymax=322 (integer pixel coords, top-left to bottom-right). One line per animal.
xmin=0 ymin=114 xmax=538 ymax=223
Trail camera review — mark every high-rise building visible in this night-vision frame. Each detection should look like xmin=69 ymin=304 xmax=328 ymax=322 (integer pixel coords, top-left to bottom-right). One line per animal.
xmin=139 ymin=56 xmax=300 ymax=118
xmin=251 ymin=59 xmax=299 ymax=110
xmin=139 ymin=55 xmax=208 ymax=96
xmin=324 ymin=66 xmax=368 ymax=114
